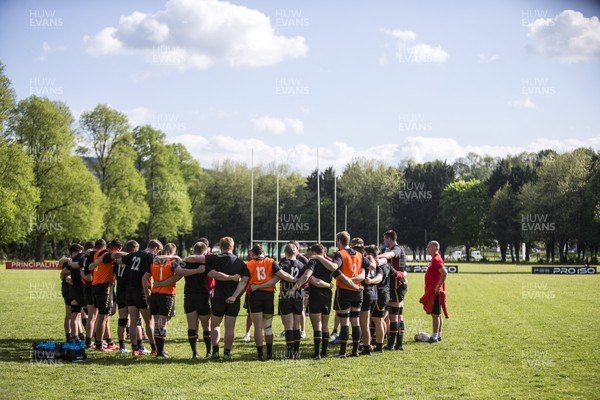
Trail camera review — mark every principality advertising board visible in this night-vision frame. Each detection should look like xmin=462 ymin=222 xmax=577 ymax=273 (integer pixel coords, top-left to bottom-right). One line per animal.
xmin=6 ymin=261 xmax=61 ymax=270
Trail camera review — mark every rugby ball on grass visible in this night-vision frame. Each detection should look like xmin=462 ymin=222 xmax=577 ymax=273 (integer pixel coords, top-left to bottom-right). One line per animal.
xmin=414 ymin=332 xmax=431 ymax=342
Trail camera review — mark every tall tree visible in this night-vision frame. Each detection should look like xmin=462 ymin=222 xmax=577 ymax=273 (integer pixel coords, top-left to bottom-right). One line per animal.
xmin=0 ymin=61 xmax=15 ymax=134
xmin=79 ymin=104 xmax=147 ymax=237
xmin=519 ymin=149 xmax=594 ymax=263
xmin=440 ymin=179 xmax=489 ymax=260
xmin=133 ymin=125 xmax=191 ymax=242
xmin=0 ymin=140 xmax=39 ymax=246
xmin=170 ymin=142 xmax=210 ymax=250
xmin=487 ymin=184 xmax=520 ymax=262
xmin=337 ymin=158 xmax=400 ymax=245
xmin=394 ymin=160 xmax=455 ymax=258
xmin=8 ymin=97 xmax=106 ymax=259
xmin=199 ymin=160 xmax=252 ymax=251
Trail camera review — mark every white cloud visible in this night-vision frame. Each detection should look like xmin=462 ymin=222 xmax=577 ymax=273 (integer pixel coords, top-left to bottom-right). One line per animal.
xmin=37 ymin=41 xmax=66 ymax=61
xmin=381 ymin=29 xmax=449 ymax=64
xmin=252 ymin=116 xmax=304 ymax=135
xmin=478 ymin=53 xmax=500 ymax=63
xmin=510 ymin=96 xmax=537 ymax=109
xmin=126 ymin=106 xmax=152 ymax=126
xmin=83 ymin=0 xmax=308 ymax=69
xmin=527 ymin=10 xmax=600 ymax=63
xmin=169 ymin=134 xmax=600 ymax=175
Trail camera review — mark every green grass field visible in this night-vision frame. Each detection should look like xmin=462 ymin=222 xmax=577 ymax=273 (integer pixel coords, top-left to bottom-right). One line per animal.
xmin=0 ymin=263 xmax=598 ymax=399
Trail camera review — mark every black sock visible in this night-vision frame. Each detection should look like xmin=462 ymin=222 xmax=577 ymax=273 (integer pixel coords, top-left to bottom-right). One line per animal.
xmin=313 ymin=330 xmax=322 ymax=356
xmin=331 ymin=329 xmax=337 ymax=336
xmin=150 ymin=343 xmax=157 ymax=351
xmin=85 ymin=337 xmax=91 ymax=346
xmin=321 ymin=332 xmax=330 ymax=356
xmin=266 ymin=343 xmax=273 ymax=358
xmin=285 ymin=330 xmax=294 ymax=358
xmin=376 ymin=342 xmax=383 ymax=351
xmin=137 ymin=339 xmax=143 ymax=349
xmin=78 ymin=333 xmax=84 ymax=341
xmin=213 ymin=345 xmax=219 ymax=355
xmin=224 ymin=348 xmax=231 ymax=356
xmin=351 ymin=326 xmax=361 ymax=354
xmin=256 ymin=345 xmax=264 ymax=359
xmin=388 ymin=322 xmax=398 ymax=348
xmin=203 ymin=331 xmax=211 ymax=353
xmin=119 ymin=339 xmax=125 ymax=350
xmin=292 ymin=330 xmax=300 ymax=357
xmin=397 ymin=320 xmax=405 ymax=348
xmin=66 ymin=333 xmax=71 ymax=342
xmin=188 ymin=329 xmax=198 ymax=356
xmin=339 ymin=326 xmax=350 ymax=355
xmin=156 ymin=337 xmax=165 ymax=354
xmin=132 ymin=344 xmax=139 ymax=351
xmin=106 ymin=337 xmax=113 ymax=345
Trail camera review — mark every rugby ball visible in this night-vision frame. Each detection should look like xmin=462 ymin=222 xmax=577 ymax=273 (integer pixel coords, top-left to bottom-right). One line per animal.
xmin=414 ymin=332 xmax=431 ymax=342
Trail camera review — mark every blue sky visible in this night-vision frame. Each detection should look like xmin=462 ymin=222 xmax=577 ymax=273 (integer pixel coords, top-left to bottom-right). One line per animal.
xmin=1 ymin=0 xmax=599 ymax=174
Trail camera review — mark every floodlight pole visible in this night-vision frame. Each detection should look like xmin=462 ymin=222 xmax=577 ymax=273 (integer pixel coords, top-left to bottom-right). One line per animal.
xmin=250 ymin=150 xmax=254 ymax=245
xmin=276 ymin=173 xmax=280 ymax=259
xmin=317 ymin=148 xmax=321 ymax=243
xmin=333 ymin=174 xmax=337 ymax=242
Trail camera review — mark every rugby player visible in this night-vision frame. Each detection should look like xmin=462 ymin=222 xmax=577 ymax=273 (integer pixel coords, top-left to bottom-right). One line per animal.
xmin=357 ymin=242 xmax=382 ymax=355
xmin=245 ymin=244 xmax=296 ymax=361
xmin=81 ymin=239 xmax=104 ymax=348
xmin=60 ymin=243 xmax=86 ymax=341
xmin=380 ymin=230 xmax=408 ymax=351
xmin=144 ymin=243 xmax=183 ymax=358
xmin=277 ymin=244 xmax=307 ymax=359
xmin=155 ymin=241 xmax=210 ymax=358
xmin=294 ymin=243 xmax=362 ymax=359
xmin=89 ymin=239 xmax=123 ymax=352
xmin=119 ymin=239 xmax=163 ymax=356
xmin=366 ymin=245 xmax=391 ymax=353
xmin=184 ymin=237 xmax=249 ymax=360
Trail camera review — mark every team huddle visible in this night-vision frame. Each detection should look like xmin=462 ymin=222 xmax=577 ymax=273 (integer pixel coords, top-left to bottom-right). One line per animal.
xmin=59 ymin=230 xmax=447 ymax=360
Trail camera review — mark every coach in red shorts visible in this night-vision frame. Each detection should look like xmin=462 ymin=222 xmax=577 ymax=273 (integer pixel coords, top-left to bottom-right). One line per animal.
xmin=421 ymin=241 xmax=448 ymax=343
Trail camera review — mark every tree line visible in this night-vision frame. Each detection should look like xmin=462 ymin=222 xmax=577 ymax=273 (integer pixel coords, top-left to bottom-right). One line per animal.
xmin=1 ymin=62 xmax=598 ymax=263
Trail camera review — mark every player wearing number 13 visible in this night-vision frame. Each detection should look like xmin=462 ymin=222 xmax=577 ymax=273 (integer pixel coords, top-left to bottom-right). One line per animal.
xmin=246 ymin=244 xmax=296 ymax=361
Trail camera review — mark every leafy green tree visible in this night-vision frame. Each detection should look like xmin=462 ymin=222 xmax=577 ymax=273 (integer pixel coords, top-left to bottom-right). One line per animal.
xmin=170 ymin=142 xmax=210 ymax=249
xmin=79 ymin=105 xmax=147 ymax=237
xmin=252 ymin=163 xmax=308 ymax=256
xmin=0 ymin=61 xmax=16 ymax=134
xmin=8 ymin=97 xmax=106 ymax=259
xmin=519 ymin=149 xmax=594 ymax=263
xmin=199 ymin=160 xmax=252 ymax=251
xmin=453 ymin=152 xmax=499 ymax=181
xmin=338 ymin=158 xmax=400 ymax=245
xmin=440 ymin=179 xmax=489 ymax=260
xmin=394 ymin=160 xmax=455 ymax=258
xmin=0 ymin=140 xmax=39 ymax=246
xmin=487 ymin=184 xmax=520 ymax=262
xmin=133 ymin=126 xmax=191 ymax=243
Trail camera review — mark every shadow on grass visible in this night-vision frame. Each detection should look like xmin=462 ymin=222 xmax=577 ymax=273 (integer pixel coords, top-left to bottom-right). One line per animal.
xmin=0 ymin=337 xmax=420 ymax=365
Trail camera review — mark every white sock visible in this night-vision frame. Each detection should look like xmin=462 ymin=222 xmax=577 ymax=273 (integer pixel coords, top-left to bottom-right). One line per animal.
xmin=432 ymin=333 xmax=439 ymax=340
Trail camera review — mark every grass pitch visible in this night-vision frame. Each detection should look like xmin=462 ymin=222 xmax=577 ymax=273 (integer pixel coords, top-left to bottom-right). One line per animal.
xmin=0 ymin=263 xmax=598 ymax=399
